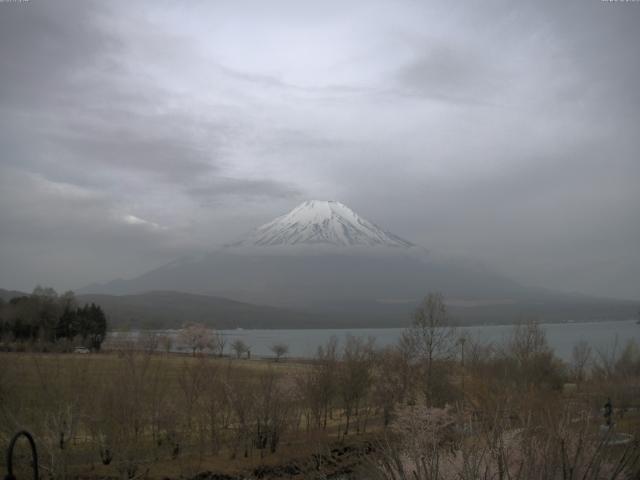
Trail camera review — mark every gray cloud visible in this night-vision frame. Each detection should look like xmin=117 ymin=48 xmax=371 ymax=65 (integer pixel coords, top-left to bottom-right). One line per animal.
xmin=0 ymin=0 xmax=638 ymax=300
xmin=0 ymin=1 xmax=116 ymax=107
xmin=51 ymin=122 xmax=218 ymax=183
xmin=187 ymin=177 xmax=301 ymax=204
xmin=395 ymin=42 xmax=505 ymax=104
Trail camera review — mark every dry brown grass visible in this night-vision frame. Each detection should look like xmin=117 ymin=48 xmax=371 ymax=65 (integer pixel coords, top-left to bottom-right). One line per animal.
xmin=0 ymin=351 xmax=372 ymax=479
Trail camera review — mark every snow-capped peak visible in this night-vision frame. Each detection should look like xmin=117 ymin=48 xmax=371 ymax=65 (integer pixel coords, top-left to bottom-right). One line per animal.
xmin=230 ymin=200 xmax=414 ymax=248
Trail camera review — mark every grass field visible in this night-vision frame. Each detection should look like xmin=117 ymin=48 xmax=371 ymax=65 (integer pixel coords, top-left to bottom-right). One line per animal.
xmin=0 ymin=351 xmax=377 ymax=479
xmin=3 ymin=327 xmax=640 ymax=480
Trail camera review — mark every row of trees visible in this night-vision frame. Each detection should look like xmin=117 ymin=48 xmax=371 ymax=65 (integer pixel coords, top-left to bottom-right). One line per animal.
xmin=2 ymin=292 xmax=639 ymax=478
xmin=4 ymin=318 xmax=638 ymax=479
xmin=0 ymin=335 xmax=396 ymax=478
xmin=0 ymin=287 xmax=107 ymax=350
xmin=130 ymin=324 xmax=290 ymax=361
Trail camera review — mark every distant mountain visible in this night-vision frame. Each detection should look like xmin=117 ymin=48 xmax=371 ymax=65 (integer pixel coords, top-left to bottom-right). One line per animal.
xmin=80 ymin=291 xmax=639 ymax=330
xmin=3 ymin=286 xmax=635 ymax=330
xmin=0 ymin=288 xmax=328 ymax=329
xmin=0 ymin=288 xmax=28 ymax=302
xmin=80 ymin=200 xmax=523 ymax=302
xmin=79 ymin=200 xmax=637 ymax=326
xmin=76 ymin=291 xmax=326 ymax=330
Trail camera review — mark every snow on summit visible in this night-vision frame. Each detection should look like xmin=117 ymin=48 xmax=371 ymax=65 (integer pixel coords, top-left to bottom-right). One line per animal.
xmin=231 ymin=200 xmax=414 ymax=248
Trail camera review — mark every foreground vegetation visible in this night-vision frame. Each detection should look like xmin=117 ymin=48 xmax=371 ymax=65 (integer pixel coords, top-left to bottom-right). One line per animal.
xmin=1 ymin=294 xmax=640 ymax=479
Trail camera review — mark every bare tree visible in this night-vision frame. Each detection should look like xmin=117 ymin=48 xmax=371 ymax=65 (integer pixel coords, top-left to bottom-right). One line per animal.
xmin=202 ymin=362 xmax=230 ymax=455
xmin=508 ymin=318 xmax=550 ymax=364
xmin=571 ymin=340 xmax=592 ymax=383
xmin=339 ymin=335 xmax=375 ymax=435
xmin=614 ymin=339 xmax=640 ymax=378
xmin=144 ymin=356 xmax=171 ymax=453
xmin=593 ymin=336 xmax=620 ymax=379
xmin=158 ymin=334 xmax=173 ymax=355
xmin=405 ymin=292 xmax=456 ymax=405
xmin=315 ymin=337 xmax=338 ymax=430
xmin=504 ymin=319 xmax=564 ymax=390
xmin=90 ymin=351 xmax=154 ymax=479
xmin=211 ymin=331 xmax=227 ymax=357
xmin=371 ymin=402 xmax=640 ymax=480
xmin=270 ymin=342 xmax=289 ymax=362
xmin=297 ymin=337 xmax=338 ymax=431
xmin=224 ymin=368 xmax=255 ymax=458
xmin=138 ymin=332 xmax=159 ymax=354
xmin=177 ymin=357 xmax=208 ymax=431
xmin=231 ymin=339 xmax=249 ymax=359
xmin=254 ymin=369 xmax=292 ymax=455
xmin=372 ymin=344 xmax=417 ymax=426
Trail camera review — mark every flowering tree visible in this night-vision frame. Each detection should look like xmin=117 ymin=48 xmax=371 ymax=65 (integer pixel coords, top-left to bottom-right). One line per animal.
xmin=178 ymin=324 xmax=213 ymax=356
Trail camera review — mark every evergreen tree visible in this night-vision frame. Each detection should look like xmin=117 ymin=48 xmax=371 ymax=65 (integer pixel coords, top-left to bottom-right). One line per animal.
xmin=56 ymin=306 xmax=77 ymax=340
xmin=0 ymin=288 xmax=108 ymax=349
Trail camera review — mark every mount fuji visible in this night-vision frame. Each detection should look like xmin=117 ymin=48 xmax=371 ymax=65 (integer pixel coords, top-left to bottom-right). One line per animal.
xmin=230 ymin=200 xmax=414 ymax=248
xmin=79 ymin=201 xmax=636 ymax=327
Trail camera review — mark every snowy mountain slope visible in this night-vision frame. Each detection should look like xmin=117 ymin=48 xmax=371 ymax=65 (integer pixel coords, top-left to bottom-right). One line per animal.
xmin=229 ymin=200 xmax=414 ymax=248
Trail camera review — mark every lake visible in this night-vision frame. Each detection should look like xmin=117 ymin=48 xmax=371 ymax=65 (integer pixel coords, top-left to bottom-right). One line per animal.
xmin=110 ymin=319 xmax=640 ymax=362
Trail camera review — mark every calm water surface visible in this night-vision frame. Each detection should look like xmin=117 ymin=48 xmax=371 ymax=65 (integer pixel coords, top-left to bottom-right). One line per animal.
xmin=111 ymin=320 xmax=640 ymax=361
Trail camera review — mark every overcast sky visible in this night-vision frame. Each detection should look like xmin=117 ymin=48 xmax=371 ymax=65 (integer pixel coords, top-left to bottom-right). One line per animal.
xmin=0 ymin=0 xmax=638 ymax=300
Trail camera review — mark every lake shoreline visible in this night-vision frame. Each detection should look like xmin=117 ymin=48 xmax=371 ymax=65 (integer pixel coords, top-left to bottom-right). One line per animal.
xmin=106 ymin=319 xmax=640 ymax=362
